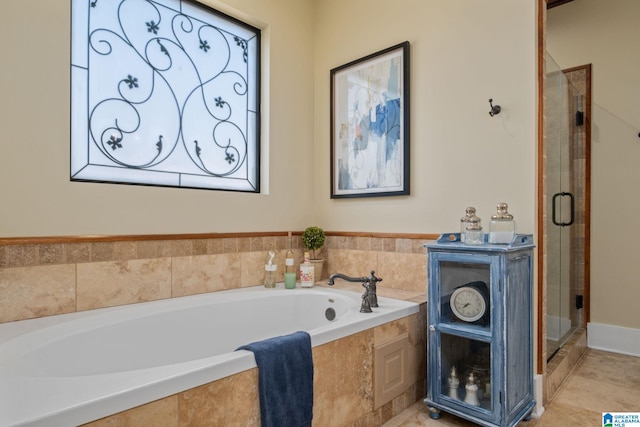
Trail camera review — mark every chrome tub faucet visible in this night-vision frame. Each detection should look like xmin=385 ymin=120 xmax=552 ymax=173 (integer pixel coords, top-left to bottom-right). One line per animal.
xmin=327 ymin=271 xmax=382 ymax=313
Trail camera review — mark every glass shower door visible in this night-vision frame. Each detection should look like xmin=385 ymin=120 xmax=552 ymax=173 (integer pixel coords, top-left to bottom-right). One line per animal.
xmin=544 ymin=53 xmax=575 ymax=359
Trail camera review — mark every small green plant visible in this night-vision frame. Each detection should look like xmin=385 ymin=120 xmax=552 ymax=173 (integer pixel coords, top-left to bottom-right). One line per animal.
xmin=301 ymin=226 xmax=325 ymax=259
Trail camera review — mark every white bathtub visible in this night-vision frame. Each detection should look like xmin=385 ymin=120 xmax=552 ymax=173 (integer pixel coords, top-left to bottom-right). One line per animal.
xmin=0 ymin=284 xmax=419 ymax=427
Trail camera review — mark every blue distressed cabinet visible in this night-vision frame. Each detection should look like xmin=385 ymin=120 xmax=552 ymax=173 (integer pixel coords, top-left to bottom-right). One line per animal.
xmin=424 ymin=234 xmax=535 ymax=427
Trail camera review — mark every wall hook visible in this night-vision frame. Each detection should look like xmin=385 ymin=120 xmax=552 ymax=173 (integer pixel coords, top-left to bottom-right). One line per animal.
xmin=488 ymin=99 xmax=501 ymax=117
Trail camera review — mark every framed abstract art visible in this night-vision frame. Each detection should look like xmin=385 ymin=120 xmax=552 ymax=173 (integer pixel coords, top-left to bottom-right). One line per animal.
xmin=330 ymin=41 xmax=410 ymax=198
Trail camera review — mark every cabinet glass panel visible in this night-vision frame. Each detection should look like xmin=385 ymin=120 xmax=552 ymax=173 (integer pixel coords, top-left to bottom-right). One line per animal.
xmin=438 ymin=261 xmax=491 ymax=329
xmin=439 ymin=333 xmax=492 ymax=412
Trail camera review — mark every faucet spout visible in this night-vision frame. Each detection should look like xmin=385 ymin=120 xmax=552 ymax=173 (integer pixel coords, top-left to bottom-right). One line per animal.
xmin=327 ymin=273 xmax=368 ymax=286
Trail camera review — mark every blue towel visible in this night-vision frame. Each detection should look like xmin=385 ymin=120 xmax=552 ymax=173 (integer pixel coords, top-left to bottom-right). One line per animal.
xmin=237 ymin=331 xmax=314 ymax=427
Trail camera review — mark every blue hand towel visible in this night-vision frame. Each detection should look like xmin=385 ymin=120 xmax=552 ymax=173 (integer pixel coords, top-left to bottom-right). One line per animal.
xmin=237 ymin=331 xmax=314 ymax=427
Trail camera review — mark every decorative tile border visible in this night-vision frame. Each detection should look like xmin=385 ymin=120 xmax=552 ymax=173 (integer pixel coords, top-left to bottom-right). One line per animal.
xmin=0 ymin=232 xmax=437 ymax=268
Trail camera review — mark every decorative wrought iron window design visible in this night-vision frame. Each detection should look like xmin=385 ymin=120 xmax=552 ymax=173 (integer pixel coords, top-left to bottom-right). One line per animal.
xmin=71 ymin=0 xmax=260 ymax=192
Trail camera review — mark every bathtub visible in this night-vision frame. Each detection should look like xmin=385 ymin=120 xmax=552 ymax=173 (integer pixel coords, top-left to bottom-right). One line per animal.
xmin=0 ymin=284 xmax=419 ymax=427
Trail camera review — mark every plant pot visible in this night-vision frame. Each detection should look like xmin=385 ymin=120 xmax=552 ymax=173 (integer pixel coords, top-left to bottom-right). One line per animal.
xmin=310 ymin=259 xmax=325 ymax=282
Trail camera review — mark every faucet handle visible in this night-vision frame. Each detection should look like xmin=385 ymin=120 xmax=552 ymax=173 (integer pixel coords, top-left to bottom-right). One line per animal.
xmin=366 ymin=271 xmax=381 ymax=308
xmin=369 ymin=270 xmax=383 ymax=283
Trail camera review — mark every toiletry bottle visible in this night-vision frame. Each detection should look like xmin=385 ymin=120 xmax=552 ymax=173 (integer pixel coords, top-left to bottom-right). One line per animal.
xmin=284 ymin=232 xmax=296 ymax=289
xmin=264 ymin=243 xmax=277 ymax=288
xmin=300 ymin=251 xmax=314 ymax=288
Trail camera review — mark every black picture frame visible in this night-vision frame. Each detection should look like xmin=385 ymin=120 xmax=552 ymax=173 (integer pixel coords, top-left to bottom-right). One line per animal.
xmin=330 ymin=41 xmax=410 ymax=198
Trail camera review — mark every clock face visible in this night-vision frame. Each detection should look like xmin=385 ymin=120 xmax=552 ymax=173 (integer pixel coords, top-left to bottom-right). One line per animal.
xmin=450 ymin=287 xmax=487 ymax=322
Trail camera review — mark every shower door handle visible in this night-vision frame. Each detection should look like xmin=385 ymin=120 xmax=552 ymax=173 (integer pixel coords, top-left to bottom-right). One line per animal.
xmin=552 ymin=192 xmax=575 ymax=227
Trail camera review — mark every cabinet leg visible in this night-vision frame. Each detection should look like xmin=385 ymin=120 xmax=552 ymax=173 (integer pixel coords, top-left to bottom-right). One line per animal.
xmin=428 ymin=406 xmax=441 ymax=420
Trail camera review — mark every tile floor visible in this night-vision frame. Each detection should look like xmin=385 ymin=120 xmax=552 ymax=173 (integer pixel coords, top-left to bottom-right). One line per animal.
xmin=383 ymin=349 xmax=640 ymax=426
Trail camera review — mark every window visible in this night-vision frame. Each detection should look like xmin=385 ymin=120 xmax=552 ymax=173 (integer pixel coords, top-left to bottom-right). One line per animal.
xmin=71 ymin=0 xmax=260 ymax=192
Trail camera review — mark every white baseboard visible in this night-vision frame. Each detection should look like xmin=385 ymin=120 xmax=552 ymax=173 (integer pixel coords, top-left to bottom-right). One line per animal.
xmin=587 ymin=322 xmax=640 ymax=357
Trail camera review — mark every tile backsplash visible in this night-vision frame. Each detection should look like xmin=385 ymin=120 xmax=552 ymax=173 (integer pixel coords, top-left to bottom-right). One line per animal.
xmin=0 ymin=233 xmax=434 ymax=323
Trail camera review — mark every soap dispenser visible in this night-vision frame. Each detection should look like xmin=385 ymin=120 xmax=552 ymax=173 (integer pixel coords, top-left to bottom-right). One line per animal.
xmin=264 ymin=243 xmax=277 ymax=288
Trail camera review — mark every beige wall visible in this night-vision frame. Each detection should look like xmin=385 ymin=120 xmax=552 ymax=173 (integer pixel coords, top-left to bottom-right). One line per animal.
xmin=547 ymin=0 xmax=640 ymax=329
xmin=313 ymin=0 xmax=538 ymax=234
xmin=1 ymin=1 xmax=537 ymax=239
xmin=0 ymin=0 xmax=316 ymax=237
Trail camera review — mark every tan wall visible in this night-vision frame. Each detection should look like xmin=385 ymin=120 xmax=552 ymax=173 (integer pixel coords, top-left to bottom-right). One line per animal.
xmin=0 ymin=0 xmax=316 ymax=237
xmin=547 ymin=0 xmax=640 ymax=329
xmin=1 ymin=1 xmax=537 ymax=239
xmin=313 ymin=0 xmax=538 ymax=234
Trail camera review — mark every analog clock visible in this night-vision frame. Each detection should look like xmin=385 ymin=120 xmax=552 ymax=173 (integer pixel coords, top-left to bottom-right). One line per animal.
xmin=449 ymin=281 xmax=489 ymax=324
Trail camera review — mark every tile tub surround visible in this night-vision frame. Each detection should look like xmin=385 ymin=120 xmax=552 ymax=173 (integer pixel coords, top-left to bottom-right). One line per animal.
xmin=0 ymin=232 xmax=434 ymax=323
xmin=0 ymin=285 xmax=422 ymax=426
xmin=78 ymin=308 xmax=427 ymax=427
xmin=0 ymin=231 xmax=430 ymax=426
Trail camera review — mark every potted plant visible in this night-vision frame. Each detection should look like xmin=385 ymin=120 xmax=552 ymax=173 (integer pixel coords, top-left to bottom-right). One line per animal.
xmin=301 ymin=226 xmax=326 ymax=280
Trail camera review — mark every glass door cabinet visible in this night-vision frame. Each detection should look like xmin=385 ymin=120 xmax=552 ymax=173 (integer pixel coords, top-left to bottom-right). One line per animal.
xmin=425 ymin=234 xmax=535 ymax=427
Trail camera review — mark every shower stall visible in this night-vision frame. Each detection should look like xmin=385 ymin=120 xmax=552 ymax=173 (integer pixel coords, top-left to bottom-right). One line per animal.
xmin=542 ymin=53 xmax=590 ymax=361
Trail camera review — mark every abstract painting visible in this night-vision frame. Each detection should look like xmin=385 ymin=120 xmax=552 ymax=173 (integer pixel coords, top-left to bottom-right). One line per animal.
xmin=330 ymin=42 xmax=410 ymax=198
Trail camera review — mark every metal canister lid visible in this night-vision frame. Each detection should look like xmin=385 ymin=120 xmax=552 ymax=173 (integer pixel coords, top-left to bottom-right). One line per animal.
xmin=491 ymin=202 xmax=513 ymax=221
xmin=466 ymin=216 xmax=482 ymax=231
xmin=460 ymin=206 xmax=477 ymax=222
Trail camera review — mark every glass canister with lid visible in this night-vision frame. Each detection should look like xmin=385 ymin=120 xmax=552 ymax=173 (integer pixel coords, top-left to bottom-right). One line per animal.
xmin=465 ymin=216 xmax=484 ymax=245
xmin=488 ymin=202 xmax=516 ymax=244
xmin=460 ymin=207 xmax=479 ymax=243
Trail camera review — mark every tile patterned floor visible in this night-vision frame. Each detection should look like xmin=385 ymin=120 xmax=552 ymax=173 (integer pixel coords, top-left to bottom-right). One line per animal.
xmin=384 ymin=349 xmax=640 ymax=426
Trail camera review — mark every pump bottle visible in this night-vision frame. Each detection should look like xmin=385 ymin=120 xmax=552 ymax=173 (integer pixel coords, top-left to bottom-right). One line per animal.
xmin=264 ymin=244 xmax=277 ymax=288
